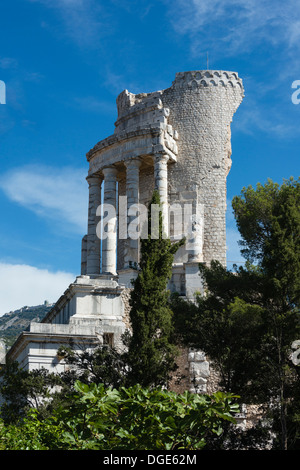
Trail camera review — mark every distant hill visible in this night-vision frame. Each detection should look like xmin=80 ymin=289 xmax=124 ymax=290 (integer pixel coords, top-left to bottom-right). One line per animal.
xmin=0 ymin=302 xmax=54 ymax=348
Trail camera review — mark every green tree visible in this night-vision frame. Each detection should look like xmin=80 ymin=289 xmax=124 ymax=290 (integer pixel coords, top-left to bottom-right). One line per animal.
xmin=172 ymin=178 xmax=300 ymax=450
xmin=232 ymin=177 xmax=300 ymax=306
xmin=0 ymin=344 xmax=129 ymax=425
xmin=172 ymin=265 xmax=270 ymax=401
xmin=57 ymin=343 xmax=128 ymax=389
xmin=232 ymin=177 xmax=300 ymax=450
xmin=126 ymin=190 xmax=185 ymax=388
xmin=0 ymin=361 xmax=63 ymax=424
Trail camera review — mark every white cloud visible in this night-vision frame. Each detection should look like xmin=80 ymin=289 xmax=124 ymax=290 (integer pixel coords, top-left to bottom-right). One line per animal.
xmin=0 ymin=263 xmax=75 ymax=315
xmin=233 ymin=101 xmax=299 ymax=138
xmin=288 ymin=20 xmax=300 ymax=47
xmin=0 ymin=165 xmax=88 ymax=234
xmin=73 ymin=96 xmax=116 ymax=115
xmin=28 ymin=0 xmax=108 ymax=48
xmin=166 ymin=0 xmax=300 ymax=57
xmin=0 ymin=57 xmax=18 ymax=69
xmin=162 ymin=0 xmax=300 ymax=140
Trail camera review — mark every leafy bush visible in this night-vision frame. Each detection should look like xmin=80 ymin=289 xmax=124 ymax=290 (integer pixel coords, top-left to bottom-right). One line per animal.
xmin=0 ymin=381 xmax=239 ymax=450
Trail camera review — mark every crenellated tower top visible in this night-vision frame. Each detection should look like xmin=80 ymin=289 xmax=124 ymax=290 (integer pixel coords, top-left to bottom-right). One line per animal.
xmin=172 ymin=70 xmax=244 ymax=92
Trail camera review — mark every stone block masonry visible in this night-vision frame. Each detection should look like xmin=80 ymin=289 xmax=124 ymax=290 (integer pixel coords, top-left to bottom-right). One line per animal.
xmin=85 ymin=70 xmax=244 ymax=292
xmin=7 ymin=70 xmax=244 ymax=396
xmin=163 ymin=71 xmax=244 ymax=267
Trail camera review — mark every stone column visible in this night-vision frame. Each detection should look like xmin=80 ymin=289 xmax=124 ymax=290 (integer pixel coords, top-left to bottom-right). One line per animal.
xmin=0 ymin=340 xmax=6 ymax=365
xmin=86 ymin=175 xmax=102 ymax=276
xmin=102 ymin=166 xmax=118 ymax=275
xmin=154 ymin=153 xmax=169 ymax=236
xmin=81 ymin=235 xmax=87 ymax=275
xmin=187 ymin=204 xmax=204 ymax=262
xmin=124 ymin=158 xmax=142 ymax=268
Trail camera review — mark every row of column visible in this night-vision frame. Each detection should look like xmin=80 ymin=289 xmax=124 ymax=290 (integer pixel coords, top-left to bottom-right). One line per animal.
xmin=84 ymin=154 xmax=169 ymax=276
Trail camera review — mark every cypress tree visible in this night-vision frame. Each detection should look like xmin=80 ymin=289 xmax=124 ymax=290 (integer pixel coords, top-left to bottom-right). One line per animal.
xmin=126 ymin=190 xmax=185 ymax=388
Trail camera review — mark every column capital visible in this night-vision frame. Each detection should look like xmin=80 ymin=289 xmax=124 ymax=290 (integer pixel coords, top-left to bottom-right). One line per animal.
xmin=102 ymin=166 xmax=118 ymax=178
xmin=153 ymin=153 xmax=169 ymax=164
xmin=86 ymin=174 xmax=103 ymax=186
xmin=124 ymin=157 xmax=142 ymax=169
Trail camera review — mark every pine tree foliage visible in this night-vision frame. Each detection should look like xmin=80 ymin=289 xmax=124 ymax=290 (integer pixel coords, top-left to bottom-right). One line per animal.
xmin=232 ymin=177 xmax=300 ymax=307
xmin=172 ymin=177 xmax=300 ymax=449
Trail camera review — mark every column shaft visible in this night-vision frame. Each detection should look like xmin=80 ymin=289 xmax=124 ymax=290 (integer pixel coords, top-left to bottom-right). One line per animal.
xmin=86 ymin=175 xmax=102 ymax=275
xmin=154 ymin=154 xmax=169 ymax=236
xmin=124 ymin=158 xmax=141 ymax=268
xmin=102 ymin=167 xmax=118 ymax=275
xmin=81 ymin=235 xmax=87 ymax=275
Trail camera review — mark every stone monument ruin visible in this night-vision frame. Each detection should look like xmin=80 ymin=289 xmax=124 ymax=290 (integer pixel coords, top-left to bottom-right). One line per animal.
xmin=7 ymin=70 xmax=244 ymax=392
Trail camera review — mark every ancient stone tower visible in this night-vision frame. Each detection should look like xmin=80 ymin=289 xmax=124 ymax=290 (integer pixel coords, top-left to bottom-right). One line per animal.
xmin=82 ymin=70 xmax=244 ymax=297
xmin=7 ymin=70 xmax=244 ymax=389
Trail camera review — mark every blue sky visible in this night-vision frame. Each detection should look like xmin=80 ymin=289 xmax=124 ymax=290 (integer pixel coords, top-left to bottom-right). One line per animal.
xmin=0 ymin=0 xmax=299 ymax=314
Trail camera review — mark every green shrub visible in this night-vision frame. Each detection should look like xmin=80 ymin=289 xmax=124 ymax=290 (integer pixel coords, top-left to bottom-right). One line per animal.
xmin=0 ymin=381 xmax=239 ymax=450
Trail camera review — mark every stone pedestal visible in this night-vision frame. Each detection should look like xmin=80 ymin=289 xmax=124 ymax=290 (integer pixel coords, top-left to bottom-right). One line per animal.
xmin=118 ymin=267 xmax=139 ymax=289
xmin=185 ymin=262 xmax=204 ymax=300
xmin=188 ymin=349 xmax=210 ymax=393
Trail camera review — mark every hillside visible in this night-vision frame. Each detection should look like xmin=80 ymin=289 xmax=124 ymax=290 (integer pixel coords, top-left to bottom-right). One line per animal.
xmin=0 ymin=302 xmax=53 ymax=348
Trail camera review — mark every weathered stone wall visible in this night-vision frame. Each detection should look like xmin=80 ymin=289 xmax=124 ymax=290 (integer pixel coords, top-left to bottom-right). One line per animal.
xmin=120 ymin=287 xmax=132 ymax=330
xmin=168 ymin=347 xmax=191 ymax=394
xmin=161 ymin=71 xmax=243 ymax=266
xmin=7 ymin=71 xmax=247 ymax=419
xmin=112 ymin=71 xmax=244 ymax=394
xmin=87 ymin=70 xmax=243 ymax=277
